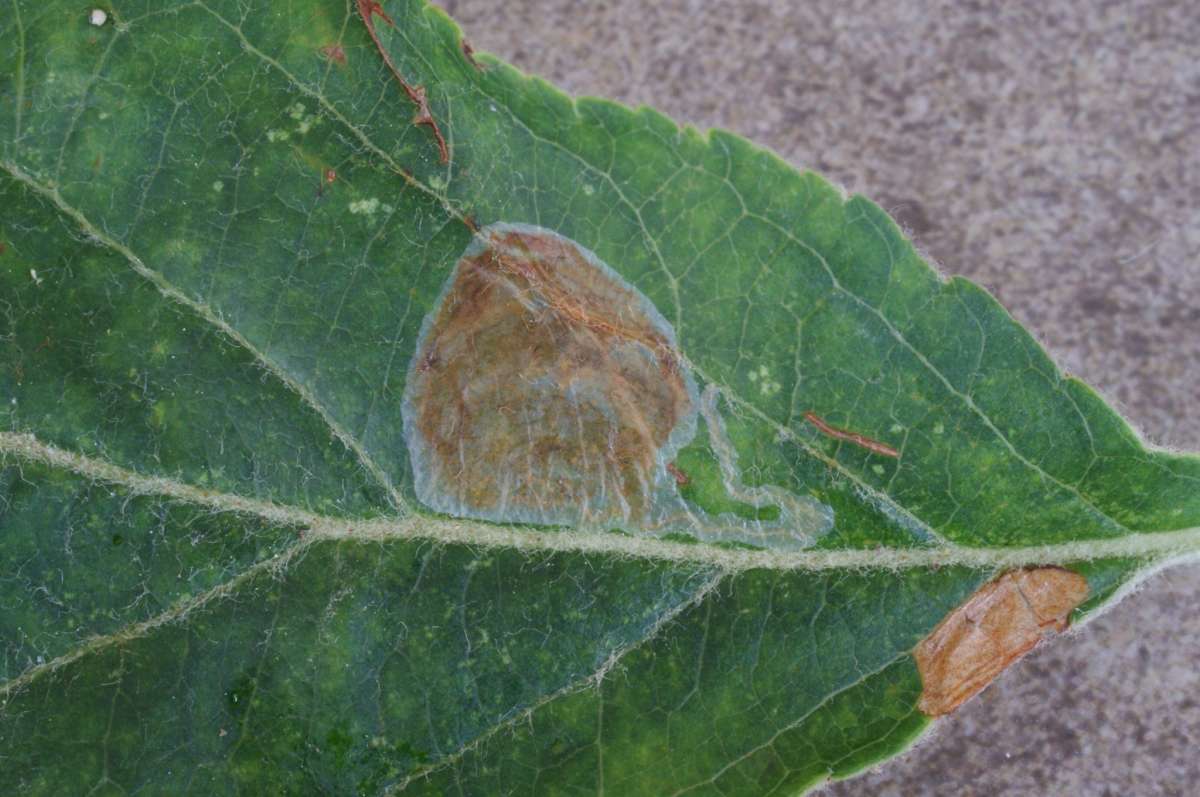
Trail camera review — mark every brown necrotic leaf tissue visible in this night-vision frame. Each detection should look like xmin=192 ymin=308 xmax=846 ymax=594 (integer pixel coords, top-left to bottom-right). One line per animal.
xmin=915 ymin=567 xmax=1089 ymax=716
xmin=402 ymin=223 xmax=699 ymax=530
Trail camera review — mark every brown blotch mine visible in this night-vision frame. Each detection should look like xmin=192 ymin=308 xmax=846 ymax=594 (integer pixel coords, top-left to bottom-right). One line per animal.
xmin=403 ymin=223 xmax=697 ymax=530
xmin=915 ymin=566 xmax=1089 ymax=716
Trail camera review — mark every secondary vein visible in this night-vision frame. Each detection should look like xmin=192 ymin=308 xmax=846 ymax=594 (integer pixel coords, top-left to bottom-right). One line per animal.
xmin=0 ymin=160 xmax=408 ymax=513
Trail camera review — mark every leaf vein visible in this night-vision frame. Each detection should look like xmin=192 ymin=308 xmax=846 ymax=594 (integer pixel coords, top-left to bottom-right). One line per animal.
xmin=0 ymin=535 xmax=310 ymax=703
xmin=0 ymin=160 xmax=407 ymax=511
xmin=386 ymin=571 xmax=725 ymax=793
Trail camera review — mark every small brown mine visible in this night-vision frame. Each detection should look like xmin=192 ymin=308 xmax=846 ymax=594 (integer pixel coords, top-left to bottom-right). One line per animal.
xmin=319 ymin=44 xmax=347 ymax=66
xmin=402 ymin=223 xmax=698 ymax=530
xmin=915 ymin=567 xmax=1089 ymax=716
xmin=666 ymin=462 xmax=690 ymax=487
xmin=461 ymin=39 xmax=483 ymax=70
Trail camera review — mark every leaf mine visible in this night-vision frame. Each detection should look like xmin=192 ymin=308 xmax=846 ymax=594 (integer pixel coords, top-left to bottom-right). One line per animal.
xmin=914 ymin=567 xmax=1089 ymax=716
xmin=402 ymin=223 xmax=833 ymax=549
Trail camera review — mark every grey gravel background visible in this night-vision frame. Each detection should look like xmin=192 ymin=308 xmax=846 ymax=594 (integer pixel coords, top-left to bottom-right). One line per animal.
xmin=441 ymin=1 xmax=1200 ymax=794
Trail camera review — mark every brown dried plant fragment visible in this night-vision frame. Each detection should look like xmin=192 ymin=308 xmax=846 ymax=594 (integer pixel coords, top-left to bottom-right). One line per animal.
xmin=915 ymin=567 xmax=1089 ymax=716
xmin=666 ymin=462 xmax=690 ymax=487
xmin=403 ymin=223 xmax=698 ymax=530
xmin=356 ymin=0 xmax=450 ymax=163
xmin=461 ymin=38 xmax=483 ymax=71
xmin=802 ymin=411 xmax=899 ymax=458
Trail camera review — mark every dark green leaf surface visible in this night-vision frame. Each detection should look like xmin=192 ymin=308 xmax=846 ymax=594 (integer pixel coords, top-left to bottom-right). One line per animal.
xmin=0 ymin=1 xmax=1196 ymax=793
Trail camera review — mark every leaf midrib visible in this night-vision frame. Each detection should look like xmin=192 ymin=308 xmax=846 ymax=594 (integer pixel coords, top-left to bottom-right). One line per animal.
xmin=5 ymin=431 xmax=1199 ymax=578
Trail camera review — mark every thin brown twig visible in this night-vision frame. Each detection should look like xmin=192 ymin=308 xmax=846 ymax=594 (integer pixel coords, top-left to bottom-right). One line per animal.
xmin=803 ymin=411 xmax=900 ymax=458
xmin=357 ymin=0 xmax=450 ymax=164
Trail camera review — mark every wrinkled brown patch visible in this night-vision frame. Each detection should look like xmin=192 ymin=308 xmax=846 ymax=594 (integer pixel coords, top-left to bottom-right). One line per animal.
xmin=403 ymin=224 xmax=696 ymax=529
xmin=915 ymin=567 xmax=1089 ymax=716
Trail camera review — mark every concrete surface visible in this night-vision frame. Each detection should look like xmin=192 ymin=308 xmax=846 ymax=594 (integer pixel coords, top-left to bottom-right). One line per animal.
xmin=443 ymin=0 xmax=1200 ymax=793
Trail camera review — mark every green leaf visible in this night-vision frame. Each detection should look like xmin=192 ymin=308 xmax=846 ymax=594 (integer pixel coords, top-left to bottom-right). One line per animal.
xmin=0 ymin=1 xmax=1196 ymax=794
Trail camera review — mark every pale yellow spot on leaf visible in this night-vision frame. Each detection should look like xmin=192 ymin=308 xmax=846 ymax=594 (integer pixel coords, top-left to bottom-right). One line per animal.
xmin=349 ymin=198 xmax=381 ymax=216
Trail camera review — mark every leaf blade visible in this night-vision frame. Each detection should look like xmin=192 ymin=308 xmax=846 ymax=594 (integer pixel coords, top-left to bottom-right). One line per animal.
xmin=1 ymin=0 xmax=1198 ymax=794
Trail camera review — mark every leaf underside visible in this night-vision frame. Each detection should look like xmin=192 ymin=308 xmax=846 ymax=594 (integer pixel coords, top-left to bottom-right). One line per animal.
xmin=0 ymin=1 xmax=1197 ymax=794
